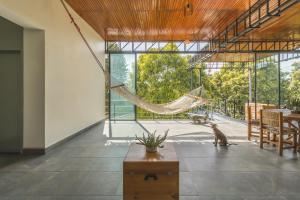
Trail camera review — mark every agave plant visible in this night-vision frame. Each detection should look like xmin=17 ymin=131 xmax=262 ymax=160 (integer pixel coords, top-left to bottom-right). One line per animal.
xmin=135 ymin=130 xmax=169 ymax=153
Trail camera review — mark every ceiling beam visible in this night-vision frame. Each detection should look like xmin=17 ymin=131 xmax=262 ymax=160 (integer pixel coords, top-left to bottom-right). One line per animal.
xmin=106 ymin=40 xmax=300 ymax=54
xmin=190 ymin=0 xmax=300 ymax=64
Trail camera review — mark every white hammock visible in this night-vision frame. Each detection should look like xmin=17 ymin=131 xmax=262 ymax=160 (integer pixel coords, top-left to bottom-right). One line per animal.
xmin=111 ymin=84 xmax=207 ymax=115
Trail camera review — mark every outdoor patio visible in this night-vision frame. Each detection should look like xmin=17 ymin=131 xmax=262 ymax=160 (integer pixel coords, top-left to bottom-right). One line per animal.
xmin=105 ymin=114 xmax=247 ymax=140
xmin=1 ymin=121 xmax=300 ymax=200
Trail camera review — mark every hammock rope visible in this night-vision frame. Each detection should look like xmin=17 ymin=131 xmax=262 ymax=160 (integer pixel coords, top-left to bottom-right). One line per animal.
xmin=60 ymin=0 xmax=105 ymax=73
xmin=60 ymin=0 xmax=207 ymax=115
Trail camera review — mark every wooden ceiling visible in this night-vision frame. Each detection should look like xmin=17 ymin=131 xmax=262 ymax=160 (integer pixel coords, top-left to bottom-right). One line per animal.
xmin=65 ymin=0 xmax=258 ymax=41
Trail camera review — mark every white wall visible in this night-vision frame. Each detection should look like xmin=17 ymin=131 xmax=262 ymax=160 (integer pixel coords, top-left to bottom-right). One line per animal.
xmin=23 ymin=29 xmax=45 ymax=149
xmin=0 ymin=0 xmax=106 ymax=148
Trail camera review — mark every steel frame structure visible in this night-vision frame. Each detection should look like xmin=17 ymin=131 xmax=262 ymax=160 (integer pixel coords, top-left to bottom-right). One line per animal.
xmin=190 ymin=0 xmax=300 ymax=63
xmin=105 ymin=40 xmax=300 ymax=54
xmin=279 ymin=52 xmax=300 ymax=62
xmin=106 ymin=40 xmax=209 ymax=53
xmin=212 ymin=0 xmax=299 ymax=46
xmin=190 ymin=40 xmax=300 ymax=64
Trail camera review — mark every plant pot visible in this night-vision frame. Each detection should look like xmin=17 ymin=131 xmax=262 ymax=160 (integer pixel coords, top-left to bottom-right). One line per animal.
xmin=146 ymin=146 xmax=157 ymax=153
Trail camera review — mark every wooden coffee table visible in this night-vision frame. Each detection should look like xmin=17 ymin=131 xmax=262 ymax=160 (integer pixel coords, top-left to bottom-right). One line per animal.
xmin=123 ymin=143 xmax=179 ymax=200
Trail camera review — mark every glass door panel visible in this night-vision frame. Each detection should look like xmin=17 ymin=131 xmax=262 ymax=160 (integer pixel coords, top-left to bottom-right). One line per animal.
xmin=110 ymin=54 xmax=136 ymax=120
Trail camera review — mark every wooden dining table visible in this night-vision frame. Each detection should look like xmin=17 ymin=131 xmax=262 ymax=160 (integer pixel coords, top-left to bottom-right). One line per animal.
xmin=266 ymin=109 xmax=300 ymax=150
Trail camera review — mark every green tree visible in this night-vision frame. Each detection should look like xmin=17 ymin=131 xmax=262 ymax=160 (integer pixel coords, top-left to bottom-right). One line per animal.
xmin=110 ymin=54 xmax=129 ymax=84
xmin=288 ymin=62 xmax=300 ymax=107
xmin=256 ymin=61 xmax=278 ymax=104
xmin=137 ymin=43 xmax=199 ymax=118
xmin=203 ymin=62 xmax=249 ymax=118
xmin=109 ymin=44 xmax=134 ymax=120
xmin=280 ymin=67 xmax=290 ymax=107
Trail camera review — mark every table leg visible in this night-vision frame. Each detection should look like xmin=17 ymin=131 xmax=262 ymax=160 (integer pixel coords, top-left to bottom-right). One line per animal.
xmin=297 ymin=122 xmax=300 ymax=151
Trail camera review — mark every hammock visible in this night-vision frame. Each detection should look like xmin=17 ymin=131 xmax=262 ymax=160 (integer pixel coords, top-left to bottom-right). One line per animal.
xmin=61 ymin=0 xmax=207 ymax=115
xmin=112 ymin=85 xmax=207 ymax=115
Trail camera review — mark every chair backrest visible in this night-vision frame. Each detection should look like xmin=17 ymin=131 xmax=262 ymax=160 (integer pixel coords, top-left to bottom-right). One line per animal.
xmin=260 ymin=110 xmax=283 ymax=131
xmin=245 ymin=103 xmax=277 ymax=121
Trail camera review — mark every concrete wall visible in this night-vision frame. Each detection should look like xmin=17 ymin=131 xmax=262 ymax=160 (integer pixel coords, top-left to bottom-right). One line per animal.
xmin=23 ymin=29 xmax=45 ymax=149
xmin=0 ymin=16 xmax=23 ymax=153
xmin=0 ymin=0 xmax=106 ymax=149
xmin=0 ymin=16 xmax=22 ymax=51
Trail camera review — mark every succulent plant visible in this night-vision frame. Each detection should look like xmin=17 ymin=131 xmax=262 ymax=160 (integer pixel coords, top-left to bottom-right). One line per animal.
xmin=135 ymin=130 xmax=169 ymax=152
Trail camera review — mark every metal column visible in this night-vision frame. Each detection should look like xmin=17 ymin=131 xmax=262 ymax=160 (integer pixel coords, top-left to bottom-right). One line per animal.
xmin=254 ymin=53 xmax=257 ymax=120
xmin=278 ymin=53 xmax=281 ymax=107
xmin=134 ymin=53 xmax=137 ymax=121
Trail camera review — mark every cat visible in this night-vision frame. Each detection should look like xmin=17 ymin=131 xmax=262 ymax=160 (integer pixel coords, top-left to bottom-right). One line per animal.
xmin=211 ymin=123 xmax=228 ymax=146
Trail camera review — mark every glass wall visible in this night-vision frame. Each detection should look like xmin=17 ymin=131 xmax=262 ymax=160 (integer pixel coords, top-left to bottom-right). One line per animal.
xmin=107 ymin=51 xmax=300 ymax=121
xmin=110 ymin=54 xmax=136 ymax=120
xmin=136 ymin=52 xmax=199 ymax=119
xmin=203 ymin=62 xmax=250 ymax=119
xmin=254 ymin=53 xmax=300 ymax=109
xmin=279 ymin=53 xmax=300 ymax=110
xmin=256 ymin=54 xmax=279 ymax=105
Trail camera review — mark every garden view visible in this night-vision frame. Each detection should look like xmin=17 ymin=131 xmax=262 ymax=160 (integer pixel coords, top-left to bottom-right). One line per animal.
xmin=108 ymin=44 xmax=300 ymax=120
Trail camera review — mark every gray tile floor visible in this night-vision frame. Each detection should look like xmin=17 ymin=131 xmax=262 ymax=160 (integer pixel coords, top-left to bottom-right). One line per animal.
xmin=1 ymin=121 xmax=300 ymax=200
xmin=106 ymin=115 xmax=247 ymax=139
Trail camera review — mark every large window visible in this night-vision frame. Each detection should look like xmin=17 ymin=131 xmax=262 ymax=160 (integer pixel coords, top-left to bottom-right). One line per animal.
xmin=107 ymin=47 xmax=300 ymax=121
xmin=280 ymin=53 xmax=300 ymax=109
xmin=203 ymin=62 xmax=249 ymax=119
xmin=136 ymin=52 xmax=199 ymax=119
xmin=256 ymin=54 xmax=279 ymax=105
xmin=110 ymin=54 xmax=136 ymax=120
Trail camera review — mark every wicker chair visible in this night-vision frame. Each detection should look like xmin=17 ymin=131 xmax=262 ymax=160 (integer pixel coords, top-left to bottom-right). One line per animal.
xmin=245 ymin=103 xmax=277 ymax=141
xmin=259 ymin=109 xmax=298 ymax=156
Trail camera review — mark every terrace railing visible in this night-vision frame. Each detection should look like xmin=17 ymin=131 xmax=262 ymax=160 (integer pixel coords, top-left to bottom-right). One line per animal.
xmin=211 ymin=99 xmax=247 ymax=120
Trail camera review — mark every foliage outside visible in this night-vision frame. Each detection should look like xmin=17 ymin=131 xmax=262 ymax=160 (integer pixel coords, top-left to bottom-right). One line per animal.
xmin=108 ymin=43 xmax=300 ymax=120
xmin=137 ymin=44 xmax=199 ymax=119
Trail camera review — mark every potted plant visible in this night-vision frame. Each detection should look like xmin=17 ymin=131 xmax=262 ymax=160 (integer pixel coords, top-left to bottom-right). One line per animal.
xmin=135 ymin=130 xmax=169 ymax=153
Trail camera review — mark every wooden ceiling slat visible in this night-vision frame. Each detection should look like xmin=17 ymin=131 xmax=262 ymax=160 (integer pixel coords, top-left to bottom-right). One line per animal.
xmin=65 ymin=0 xmax=300 ymax=41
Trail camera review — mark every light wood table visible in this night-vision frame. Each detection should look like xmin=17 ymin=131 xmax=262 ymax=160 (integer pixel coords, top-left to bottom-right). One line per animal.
xmin=123 ymin=143 xmax=179 ymax=200
xmin=284 ymin=113 xmax=300 ymax=150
